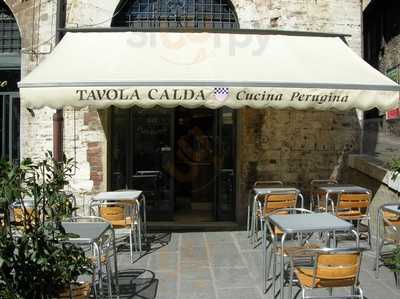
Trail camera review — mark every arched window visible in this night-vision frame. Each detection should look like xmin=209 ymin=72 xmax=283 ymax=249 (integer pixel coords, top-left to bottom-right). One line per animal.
xmin=0 ymin=2 xmax=21 ymax=53
xmin=112 ymin=0 xmax=239 ymax=29
xmin=0 ymin=2 xmax=21 ymax=163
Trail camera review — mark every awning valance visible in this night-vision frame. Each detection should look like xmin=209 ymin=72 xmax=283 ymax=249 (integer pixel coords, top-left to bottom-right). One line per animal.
xmin=19 ymin=31 xmax=400 ymax=111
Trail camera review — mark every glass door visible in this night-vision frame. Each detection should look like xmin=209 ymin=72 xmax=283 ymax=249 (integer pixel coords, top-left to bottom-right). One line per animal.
xmin=111 ymin=107 xmax=175 ymax=221
xmin=215 ymin=108 xmax=236 ymax=221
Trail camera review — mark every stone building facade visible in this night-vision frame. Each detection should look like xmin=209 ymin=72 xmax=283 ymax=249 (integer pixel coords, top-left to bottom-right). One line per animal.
xmin=4 ymin=0 xmax=363 ymax=224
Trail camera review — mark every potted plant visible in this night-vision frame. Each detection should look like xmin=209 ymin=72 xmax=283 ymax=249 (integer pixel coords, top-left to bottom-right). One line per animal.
xmin=0 ymin=153 xmax=93 ymax=299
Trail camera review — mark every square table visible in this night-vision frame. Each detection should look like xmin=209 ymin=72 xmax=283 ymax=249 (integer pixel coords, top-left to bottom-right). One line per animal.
xmin=92 ymin=190 xmax=146 ymax=236
xmin=268 ymin=213 xmax=355 ymax=299
xmin=317 ymin=184 xmax=370 ymax=212
xmin=62 ymin=221 xmax=120 ymax=298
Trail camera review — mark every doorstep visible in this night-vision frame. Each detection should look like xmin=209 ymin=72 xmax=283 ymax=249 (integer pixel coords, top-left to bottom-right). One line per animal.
xmin=147 ymin=221 xmax=242 ymax=232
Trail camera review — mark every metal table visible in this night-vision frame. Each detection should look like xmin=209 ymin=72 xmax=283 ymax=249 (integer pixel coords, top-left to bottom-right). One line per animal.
xmin=317 ymin=184 xmax=370 ymax=212
xmin=375 ymin=202 xmax=400 ymax=278
xmin=62 ymin=221 xmax=119 ymax=298
xmin=92 ymin=190 xmax=146 ymax=236
xmin=268 ymin=213 xmax=355 ymax=299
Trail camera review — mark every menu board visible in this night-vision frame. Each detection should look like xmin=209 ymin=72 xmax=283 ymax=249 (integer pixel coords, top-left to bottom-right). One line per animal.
xmin=386 ymin=65 xmax=400 ymax=120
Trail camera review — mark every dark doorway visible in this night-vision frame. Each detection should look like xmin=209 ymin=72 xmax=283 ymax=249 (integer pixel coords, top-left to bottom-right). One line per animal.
xmin=110 ymin=107 xmax=236 ymax=223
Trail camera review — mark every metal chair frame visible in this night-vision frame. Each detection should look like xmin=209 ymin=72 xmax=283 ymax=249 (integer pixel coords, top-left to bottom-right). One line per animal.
xmin=310 ymin=179 xmax=338 ymax=212
xmin=89 ymin=200 xmax=142 ymax=262
xmin=334 ymin=190 xmax=372 ymax=248
xmin=247 ymin=180 xmax=284 ymax=239
xmin=253 ymin=189 xmax=304 ymax=247
xmin=67 ymin=216 xmax=115 ymax=298
xmin=374 ymin=202 xmax=400 ymax=279
xmin=263 ymin=207 xmax=314 ymax=295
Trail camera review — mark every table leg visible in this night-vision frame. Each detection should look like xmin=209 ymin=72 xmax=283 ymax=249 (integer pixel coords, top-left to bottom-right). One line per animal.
xmin=111 ymin=228 xmax=120 ymax=298
xmin=262 ymin=219 xmax=266 ymax=293
xmin=375 ymin=209 xmax=381 ymax=278
xmin=280 ymin=233 xmax=287 ymax=299
xmin=247 ymin=191 xmax=251 ymax=237
xmin=142 ymin=195 xmax=147 ymax=240
xmin=93 ymin=242 xmax=103 ymax=298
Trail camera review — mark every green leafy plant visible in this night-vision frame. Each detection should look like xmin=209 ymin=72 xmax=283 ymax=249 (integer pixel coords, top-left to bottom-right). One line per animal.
xmin=384 ymin=245 xmax=400 ymax=272
xmin=389 ymin=158 xmax=400 ymax=180
xmin=0 ymin=153 xmax=92 ymax=299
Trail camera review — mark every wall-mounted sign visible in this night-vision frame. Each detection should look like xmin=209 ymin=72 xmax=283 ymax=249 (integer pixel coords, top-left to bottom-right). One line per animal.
xmin=386 ymin=65 xmax=400 ymax=120
xmin=0 ymin=81 xmax=8 ymax=88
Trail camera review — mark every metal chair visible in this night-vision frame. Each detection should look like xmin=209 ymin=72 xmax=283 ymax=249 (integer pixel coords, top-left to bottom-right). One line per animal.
xmin=289 ymin=247 xmax=364 ymax=299
xmin=253 ymin=189 xmax=304 ymax=246
xmin=68 ymin=216 xmax=114 ymax=298
xmin=90 ymin=200 xmax=142 ymax=262
xmin=374 ymin=203 xmax=400 ymax=279
xmin=310 ymin=179 xmax=337 ymax=212
xmin=263 ymin=207 xmax=318 ymax=295
xmin=334 ymin=191 xmax=372 ymax=247
xmin=247 ymin=180 xmax=284 ymax=240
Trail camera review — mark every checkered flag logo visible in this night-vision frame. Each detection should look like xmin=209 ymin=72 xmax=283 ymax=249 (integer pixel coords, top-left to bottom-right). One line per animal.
xmin=214 ymin=87 xmax=229 ymax=102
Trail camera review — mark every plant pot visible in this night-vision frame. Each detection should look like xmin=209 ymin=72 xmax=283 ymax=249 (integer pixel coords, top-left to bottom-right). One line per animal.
xmin=55 ymin=282 xmax=91 ymax=299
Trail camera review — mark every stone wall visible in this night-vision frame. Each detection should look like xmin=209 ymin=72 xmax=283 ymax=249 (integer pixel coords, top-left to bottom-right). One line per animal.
xmin=9 ymin=0 xmax=363 ymax=223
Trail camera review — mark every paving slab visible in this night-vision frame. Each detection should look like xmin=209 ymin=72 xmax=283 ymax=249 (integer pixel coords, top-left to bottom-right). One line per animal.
xmin=112 ymin=231 xmax=400 ymax=299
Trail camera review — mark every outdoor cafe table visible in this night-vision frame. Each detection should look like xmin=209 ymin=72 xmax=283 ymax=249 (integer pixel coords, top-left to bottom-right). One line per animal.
xmin=92 ymin=190 xmax=146 ymax=236
xmin=268 ymin=213 xmax=355 ymax=299
xmin=316 ymin=184 xmax=370 ymax=212
xmin=375 ymin=203 xmax=400 ymax=278
xmin=62 ymin=221 xmax=120 ymax=298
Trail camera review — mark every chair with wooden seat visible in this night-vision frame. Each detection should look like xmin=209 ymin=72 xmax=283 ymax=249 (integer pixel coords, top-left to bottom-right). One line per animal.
xmin=289 ymin=247 xmax=364 ymax=299
xmin=310 ymin=179 xmax=338 ymax=212
xmin=247 ymin=180 xmax=283 ymax=239
xmin=263 ymin=207 xmax=318 ymax=295
xmin=91 ymin=200 xmax=141 ymax=262
xmin=335 ymin=191 xmax=372 ymax=247
xmin=374 ymin=203 xmax=400 ymax=279
xmin=255 ymin=190 xmax=304 ymax=246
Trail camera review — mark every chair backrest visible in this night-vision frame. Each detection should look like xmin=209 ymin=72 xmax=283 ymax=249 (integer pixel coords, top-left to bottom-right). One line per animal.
xmin=296 ymin=247 xmax=362 ymax=289
xmin=263 ymin=192 xmax=298 ymax=214
xmin=336 ymin=192 xmax=371 ymax=215
xmin=13 ymin=207 xmax=34 ymax=224
xmin=94 ymin=201 xmax=138 ymax=228
xmin=383 ymin=211 xmax=400 ymax=226
xmin=313 ymin=248 xmax=362 ymax=288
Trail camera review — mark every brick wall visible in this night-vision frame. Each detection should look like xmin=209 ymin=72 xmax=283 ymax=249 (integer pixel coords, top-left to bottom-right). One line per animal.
xmin=10 ymin=0 xmax=363 ymax=222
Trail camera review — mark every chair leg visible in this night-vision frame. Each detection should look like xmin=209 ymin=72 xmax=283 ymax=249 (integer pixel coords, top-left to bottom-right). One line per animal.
xmin=247 ymin=196 xmax=251 ymax=237
xmin=106 ymin=259 xmax=113 ymax=298
xmin=137 ymin=222 xmax=142 ymax=256
xmin=272 ymin=251 xmax=277 ymax=298
xmin=375 ymin=239 xmax=385 ymax=278
xmin=129 ymin=228 xmax=134 ymax=263
xmin=367 ymin=219 xmax=372 ymax=249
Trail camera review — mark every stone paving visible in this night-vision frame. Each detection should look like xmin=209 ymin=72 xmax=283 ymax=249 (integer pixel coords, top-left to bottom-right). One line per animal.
xmin=114 ymin=231 xmax=400 ymax=299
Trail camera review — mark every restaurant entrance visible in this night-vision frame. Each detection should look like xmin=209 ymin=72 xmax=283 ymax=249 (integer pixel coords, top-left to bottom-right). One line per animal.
xmin=110 ymin=107 xmax=236 ymax=223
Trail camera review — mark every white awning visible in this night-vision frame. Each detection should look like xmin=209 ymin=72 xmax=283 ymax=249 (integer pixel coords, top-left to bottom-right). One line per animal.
xmin=19 ymin=31 xmax=400 ymax=111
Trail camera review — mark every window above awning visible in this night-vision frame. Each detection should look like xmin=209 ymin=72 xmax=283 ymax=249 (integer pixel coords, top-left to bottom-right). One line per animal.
xmin=19 ymin=31 xmax=400 ymax=111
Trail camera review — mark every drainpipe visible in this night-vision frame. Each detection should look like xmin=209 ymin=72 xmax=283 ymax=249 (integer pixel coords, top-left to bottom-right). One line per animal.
xmin=53 ymin=0 xmax=66 ymax=162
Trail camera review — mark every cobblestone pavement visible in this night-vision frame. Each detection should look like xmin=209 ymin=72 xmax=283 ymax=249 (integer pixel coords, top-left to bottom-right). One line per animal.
xmin=113 ymin=231 xmax=400 ymax=299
